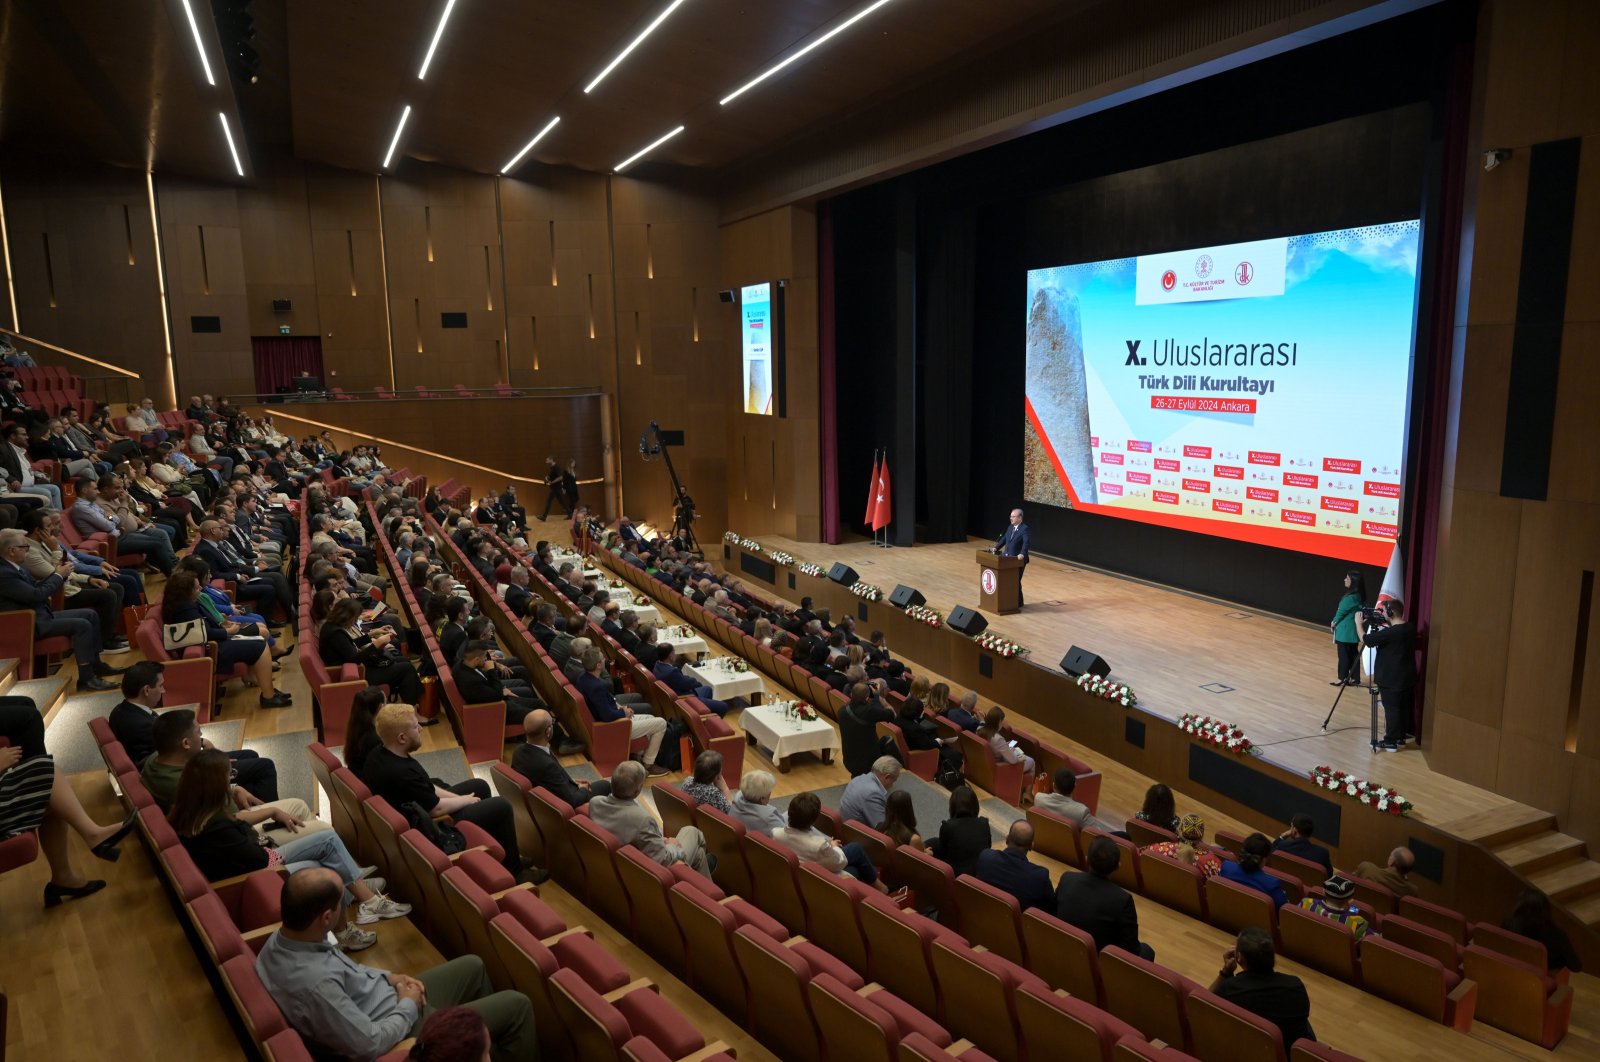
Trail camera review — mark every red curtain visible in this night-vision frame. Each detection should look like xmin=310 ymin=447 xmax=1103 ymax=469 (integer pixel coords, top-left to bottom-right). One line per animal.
xmin=251 ymin=336 xmax=325 ymax=395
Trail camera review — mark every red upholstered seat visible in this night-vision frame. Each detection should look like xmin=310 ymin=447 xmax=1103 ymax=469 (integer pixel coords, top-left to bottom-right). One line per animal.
xmin=190 ymin=892 xmax=250 ymax=965
xmin=1016 ymin=982 xmax=1145 ymax=1062
xmin=1021 ymin=907 xmax=1105 ymax=1004
xmin=1185 ymin=986 xmax=1286 ymax=1062
xmin=1358 ymin=936 xmax=1477 ymax=1030
xmin=498 ymin=887 xmax=568 ymax=939
xmin=621 ymin=1035 xmax=736 ymax=1062
xmin=221 ymin=954 xmax=288 ymax=1046
xmin=549 ymin=967 xmax=705 ymax=1062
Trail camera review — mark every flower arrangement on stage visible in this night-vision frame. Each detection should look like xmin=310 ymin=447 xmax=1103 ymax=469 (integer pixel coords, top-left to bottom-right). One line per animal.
xmin=1178 ymin=713 xmax=1256 ymax=755
xmin=768 ymin=550 xmax=795 ymax=565
xmin=904 ymin=604 xmax=943 ymax=628
xmin=974 ymin=631 xmax=1029 ymax=658
xmin=797 ymin=562 xmax=824 ymax=578
xmin=783 ymin=701 xmax=820 ymax=723
xmin=724 ymin=531 xmax=740 ymax=543
xmin=849 ymin=582 xmax=884 ymax=602
xmin=608 ymin=579 xmax=626 ymax=589
xmin=739 ymin=537 xmax=762 ymax=551
xmin=1310 ymin=765 xmax=1414 ymax=816
xmin=1077 ymin=673 xmax=1137 ymax=705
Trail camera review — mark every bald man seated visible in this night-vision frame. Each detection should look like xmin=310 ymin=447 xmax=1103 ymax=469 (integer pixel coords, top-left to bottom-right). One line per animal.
xmin=256 ymin=868 xmax=537 ymax=1061
xmin=508 ymin=709 xmax=611 ymax=809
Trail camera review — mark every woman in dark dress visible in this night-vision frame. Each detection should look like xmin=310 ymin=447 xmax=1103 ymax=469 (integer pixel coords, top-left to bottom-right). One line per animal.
xmin=161 ymin=571 xmax=291 ymax=707
xmin=319 ymin=597 xmax=423 ymax=702
xmin=930 ymin=786 xmax=991 ymax=879
xmin=1503 ymin=888 xmax=1584 ymax=973
xmin=1135 ymin=782 xmax=1180 ymax=833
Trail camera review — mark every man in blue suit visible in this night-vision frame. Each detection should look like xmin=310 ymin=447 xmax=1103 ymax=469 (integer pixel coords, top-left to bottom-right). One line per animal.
xmin=0 ymin=528 xmax=122 ymax=690
xmin=651 ymin=644 xmax=729 ymax=717
xmin=993 ymin=507 xmax=1031 ymax=607
xmin=972 ymin=820 xmax=1054 ymax=912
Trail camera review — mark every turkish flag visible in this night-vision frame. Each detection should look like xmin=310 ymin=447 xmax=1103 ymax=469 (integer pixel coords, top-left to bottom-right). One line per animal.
xmin=864 ymin=453 xmax=880 ymax=527
xmin=872 ymin=456 xmax=893 ymax=531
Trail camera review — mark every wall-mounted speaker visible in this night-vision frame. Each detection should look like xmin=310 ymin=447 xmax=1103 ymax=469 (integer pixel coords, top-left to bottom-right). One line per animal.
xmin=718 ymin=289 xmax=736 ymax=303
xmin=190 ymin=315 xmax=222 ymax=334
xmin=889 ymin=585 xmax=925 ymax=609
xmin=948 ymin=606 xmax=987 ymax=637
xmin=1061 ymin=645 xmax=1110 ymax=679
xmin=827 ymin=562 xmax=859 ymax=586
xmin=271 ymin=298 xmax=292 ymax=314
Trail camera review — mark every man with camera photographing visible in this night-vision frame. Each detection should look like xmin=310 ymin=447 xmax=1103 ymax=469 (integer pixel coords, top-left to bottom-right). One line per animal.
xmin=1356 ymin=599 xmax=1416 ymax=751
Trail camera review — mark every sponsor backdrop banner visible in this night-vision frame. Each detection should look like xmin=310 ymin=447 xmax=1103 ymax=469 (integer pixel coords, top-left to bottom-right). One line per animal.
xmin=1023 ymin=220 xmax=1419 ymax=565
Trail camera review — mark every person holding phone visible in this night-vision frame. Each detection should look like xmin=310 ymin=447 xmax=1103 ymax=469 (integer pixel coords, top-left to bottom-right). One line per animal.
xmin=319 ymin=597 xmax=422 ymax=702
xmin=979 ymin=705 xmax=1035 ymax=791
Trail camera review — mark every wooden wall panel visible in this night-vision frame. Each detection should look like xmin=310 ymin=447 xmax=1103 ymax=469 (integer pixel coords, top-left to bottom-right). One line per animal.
xmin=238 ymin=168 xmax=321 ymax=339
xmin=0 ymin=158 xmax=169 ymax=404
xmin=308 ymin=167 xmax=392 ymax=391
xmin=157 ymin=178 xmax=255 ymax=399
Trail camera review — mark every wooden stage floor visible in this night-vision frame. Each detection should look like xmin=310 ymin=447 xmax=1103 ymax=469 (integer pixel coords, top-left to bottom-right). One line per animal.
xmin=745 ymin=532 xmax=1533 ymax=833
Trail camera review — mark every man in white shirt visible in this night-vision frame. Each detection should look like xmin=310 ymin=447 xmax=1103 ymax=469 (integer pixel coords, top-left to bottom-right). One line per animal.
xmin=2 ymin=422 xmax=61 ymax=508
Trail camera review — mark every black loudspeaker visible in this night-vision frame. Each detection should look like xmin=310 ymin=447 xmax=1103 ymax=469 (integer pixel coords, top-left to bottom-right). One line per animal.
xmin=828 ymin=562 xmax=859 ymax=586
xmin=889 ymin=584 xmax=925 ymax=609
xmin=271 ymin=298 xmax=292 ymax=313
xmin=1061 ymin=645 xmax=1111 ymax=679
xmin=948 ymin=606 xmax=987 ymax=637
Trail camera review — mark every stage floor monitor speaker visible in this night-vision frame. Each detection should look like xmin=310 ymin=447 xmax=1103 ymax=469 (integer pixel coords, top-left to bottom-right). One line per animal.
xmin=828 ymin=562 xmax=859 ymax=586
xmin=1061 ymin=645 xmax=1110 ymax=679
xmin=948 ymin=605 xmax=987 ymax=637
xmin=889 ymin=584 xmax=926 ymax=609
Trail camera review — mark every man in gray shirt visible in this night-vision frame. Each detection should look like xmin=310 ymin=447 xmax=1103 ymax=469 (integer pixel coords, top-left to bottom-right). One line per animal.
xmin=1034 ymin=768 xmax=1115 ymax=833
xmin=256 ymin=868 xmax=537 ymax=1061
xmin=838 ymin=756 xmax=901 ymax=827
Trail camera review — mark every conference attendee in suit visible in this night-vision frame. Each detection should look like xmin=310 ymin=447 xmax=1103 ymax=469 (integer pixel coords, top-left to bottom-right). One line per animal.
xmin=942 ymin=690 xmax=983 ymax=732
xmin=502 ymin=565 xmax=536 ymax=618
xmin=588 ymin=760 xmax=712 ymax=877
xmin=456 ymin=641 xmax=536 ymax=726
xmin=195 ymin=519 xmax=295 ymax=623
xmin=1 ymin=421 xmax=59 ymax=508
xmin=1208 ymin=927 xmax=1315 ymax=1047
xmin=20 ymin=508 xmax=128 ymax=652
xmin=1357 ymin=599 xmax=1417 ymax=751
xmin=651 ymin=644 xmax=729 ymax=716
xmin=1056 ymin=835 xmax=1156 ymax=959
xmin=837 ymin=682 xmax=896 ymax=776
xmin=1269 ymin=814 xmax=1334 ymax=878
xmin=69 ymin=478 xmax=179 ymax=573
xmin=973 ymin=820 xmax=1055 ymax=913
xmin=618 ymin=515 xmax=647 ymax=548
xmin=509 ymin=710 xmax=610 ymax=809
xmin=0 ymin=529 xmax=121 ymax=690
xmin=838 ymin=756 xmax=901 ymax=829
xmin=1034 ymin=768 xmax=1117 ymax=833
xmin=991 ymin=507 xmax=1031 ymax=607
xmin=574 ymin=649 xmax=670 ymax=775
xmin=615 ymin=610 xmax=643 ymax=658
xmin=528 ymin=604 xmax=560 ymax=651
xmin=930 ymin=786 xmax=992 ymax=879
xmin=1352 ymin=847 xmax=1417 ymax=898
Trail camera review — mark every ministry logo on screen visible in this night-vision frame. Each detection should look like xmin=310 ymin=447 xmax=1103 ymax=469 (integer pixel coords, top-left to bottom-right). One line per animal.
xmin=1161 ymin=270 xmax=1176 ymax=291
xmin=1235 ymin=261 xmax=1254 ymax=285
xmin=1194 ymin=254 xmax=1213 ymax=278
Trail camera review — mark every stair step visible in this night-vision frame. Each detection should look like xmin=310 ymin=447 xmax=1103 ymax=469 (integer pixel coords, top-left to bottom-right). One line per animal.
xmin=1493 ymin=831 xmax=1588 ymax=874
xmin=0 ymin=657 xmax=17 ymax=694
xmin=1442 ymin=803 xmax=1556 ymax=848
xmin=1527 ymin=858 xmax=1600 ymax=902
xmin=1567 ymin=890 xmax=1600 ymax=930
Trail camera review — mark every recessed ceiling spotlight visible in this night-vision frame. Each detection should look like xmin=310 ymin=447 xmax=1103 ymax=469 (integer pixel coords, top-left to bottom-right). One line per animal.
xmin=383 ymin=105 xmax=413 ymax=169
xmin=417 ymin=0 xmax=459 ymax=80
xmin=584 ymin=0 xmax=689 ymax=94
xmin=720 ymin=0 xmax=895 ymax=106
xmin=502 ymin=116 xmax=562 ymax=175
xmin=218 ymin=112 xmax=244 ymax=176
xmin=615 ymin=124 xmax=685 ymax=173
xmin=179 ymin=0 xmax=216 ymax=85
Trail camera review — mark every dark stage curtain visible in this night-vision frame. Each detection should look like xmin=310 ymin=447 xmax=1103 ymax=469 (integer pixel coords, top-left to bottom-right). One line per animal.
xmin=251 ymin=336 xmax=325 ymax=395
xmin=917 ymin=199 xmax=976 ymax=543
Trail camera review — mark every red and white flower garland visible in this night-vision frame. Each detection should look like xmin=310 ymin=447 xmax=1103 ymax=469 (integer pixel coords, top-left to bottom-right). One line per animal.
xmin=1178 ymin=713 xmax=1255 ymax=754
xmin=1078 ymin=673 xmax=1138 ymax=706
xmin=903 ymin=604 xmax=943 ymax=628
xmin=974 ymin=631 xmax=1029 ymax=657
xmin=1310 ymin=765 xmax=1414 ymax=816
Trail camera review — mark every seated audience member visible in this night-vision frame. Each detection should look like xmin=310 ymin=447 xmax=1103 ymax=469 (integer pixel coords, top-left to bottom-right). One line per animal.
xmin=455 ymin=641 xmax=536 ymax=726
xmin=772 ymin=790 xmax=884 ymax=888
xmin=1502 ymin=888 xmax=1584 ymax=973
xmin=501 ymin=565 xmax=536 ymax=618
xmin=1034 ymin=768 xmax=1115 ymax=833
xmin=341 ymin=688 xmax=388 ymax=777
xmin=139 ymin=708 xmax=328 ymax=844
xmin=1057 ymin=835 xmax=1156 ymax=959
xmin=730 ymin=770 xmax=787 ymax=836
xmin=361 ymin=704 xmax=528 ymax=879
xmin=895 ymin=696 xmax=963 ymax=776
xmin=1142 ymin=812 xmax=1223 ymax=877
xmin=651 ymin=644 xmax=729 ymax=716
xmin=110 ymin=661 xmax=279 ymax=800
xmin=1270 ymin=813 xmax=1333 ymax=878
xmin=839 ymin=756 xmax=901 ymax=828
xmin=548 ymin=613 xmax=586 ymax=666
xmin=978 ymin=706 xmax=1035 ymax=790
xmin=168 ymin=750 xmax=407 ymax=936
xmin=509 ymin=710 xmax=608 ymax=810
xmin=0 ymin=695 xmax=137 ymax=908
xmin=255 ymin=868 xmax=538 ymax=1060
xmin=1208 ymin=926 xmax=1315 ymax=1046
xmin=573 ymin=648 xmax=671 ymax=776
xmin=1352 ymin=846 xmax=1417 ymax=899
xmin=194 ymin=518 xmax=295 ymax=622
xmin=162 ymin=571 xmax=293 ymax=708
xmin=20 ymin=508 xmax=128 ymax=652
xmin=973 ymin=820 xmax=1055 ymax=913
xmin=681 ymin=750 xmax=733 ymax=814
xmin=1299 ymin=874 xmax=1371 ymax=940
xmin=528 ymin=603 xmax=560 ymax=651
xmin=588 ymin=760 xmax=712 ymax=877
xmin=319 ymin=597 xmax=423 ymax=702
xmin=941 ymin=688 xmax=981 ymax=731
xmin=0 ymin=528 xmax=124 ymax=691
xmin=1219 ymin=832 xmax=1289 ymax=907
xmin=930 ymin=785 xmax=991 ymax=879
xmin=877 ymin=789 xmax=924 ymax=850
xmin=838 ymin=682 xmax=896 ymax=776
xmin=1134 ymin=782 xmax=1180 ymax=833
xmin=71 ymin=479 xmax=179 ymax=571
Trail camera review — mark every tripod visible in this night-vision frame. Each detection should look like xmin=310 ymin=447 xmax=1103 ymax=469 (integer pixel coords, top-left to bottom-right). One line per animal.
xmin=1321 ymin=664 xmax=1381 ymax=752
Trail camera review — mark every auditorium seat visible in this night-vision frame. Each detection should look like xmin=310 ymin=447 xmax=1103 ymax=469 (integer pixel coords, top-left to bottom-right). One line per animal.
xmin=1124 ymin=818 xmax=1180 ymax=850
xmin=1265 ymin=869 xmax=1306 ymax=907
xmin=1026 ymin=805 xmax=1085 ymax=869
xmin=220 ymin=954 xmax=289 ymax=1052
xmin=439 ymin=861 xmax=540 ymax=986
xmin=743 ymin=831 xmax=809 ymax=934
xmin=1357 ymin=936 xmax=1476 ymax=1030
xmin=1461 ymin=943 xmax=1573 ymax=1048
xmin=358 ymin=796 xmax=417 ymax=903
xmin=398 ymin=829 xmax=491 ymax=955
xmin=615 ymin=844 xmax=725 ymax=971
xmin=668 ymin=880 xmax=785 ymax=1018
xmin=1014 ymin=983 xmax=1144 ymax=1062
xmin=1100 ymin=945 xmax=1197 ymax=1051
xmin=299 ymin=644 xmax=364 ymax=744
xmin=1113 ymin=1036 xmax=1202 ymax=1061
xmin=327 ymin=767 xmax=380 ymax=867
xmin=896 ymin=1033 xmax=1003 ymax=1062
xmin=1184 ymin=988 xmax=1285 ymax=1062
xmin=1020 ymin=907 xmax=1104 ymax=1004
xmin=890 ymin=844 xmax=960 ymax=929
xmin=1378 ymin=915 xmax=1461 ymax=972
xmin=1341 ymin=873 xmax=1395 ymax=917
xmin=651 ymin=782 xmax=699 ymax=841
xmin=859 ymin=895 xmax=963 ymax=1022
xmin=1278 ymin=903 xmax=1360 ymax=983
xmin=1084 ymin=829 xmax=1143 ymax=893
xmin=878 ymin=720 xmax=938 ymax=780
xmin=569 ymin=815 xmax=632 ymax=927
xmin=953 ymin=873 xmax=1026 ymax=965
xmin=620 ymin=1036 xmax=737 ymax=1062
xmin=490 ymin=911 xmax=626 ymax=1062
xmin=1467 ymin=921 xmax=1554 ymax=974
xmin=488 ymin=763 xmax=542 ymax=863
xmin=808 ymin=972 xmax=955 ymax=1062
xmin=1203 ymin=875 xmax=1279 ymax=944
xmin=548 ymin=967 xmax=708 ymax=1062
xmin=1139 ymin=849 xmax=1208 ymax=921
xmin=1396 ymin=896 xmax=1467 ymax=944
xmin=527 ymin=786 xmax=586 ymax=896
xmin=796 ymin=861 xmax=872 ymax=973
xmin=955 ymin=730 xmax=1026 ymax=806
xmin=842 ymin=819 xmax=898 ymax=879
xmin=682 ymin=707 xmax=745 ymax=784
xmin=1287 ymin=1039 xmax=1363 ymax=1062
xmin=695 ymin=805 xmax=754 ymax=898
xmin=929 ymin=938 xmax=1049 ymax=1062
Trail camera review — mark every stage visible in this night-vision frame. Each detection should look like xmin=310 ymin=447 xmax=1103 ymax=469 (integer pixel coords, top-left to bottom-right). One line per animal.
xmin=730 ymin=531 xmax=1535 ymax=837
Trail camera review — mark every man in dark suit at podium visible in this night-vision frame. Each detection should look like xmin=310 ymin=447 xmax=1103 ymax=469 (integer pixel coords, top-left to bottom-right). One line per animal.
xmin=991 ymin=508 xmax=1031 ymax=607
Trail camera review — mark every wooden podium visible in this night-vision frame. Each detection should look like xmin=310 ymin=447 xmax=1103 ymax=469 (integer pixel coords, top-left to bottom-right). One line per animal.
xmin=977 ymin=551 xmax=1025 ymax=615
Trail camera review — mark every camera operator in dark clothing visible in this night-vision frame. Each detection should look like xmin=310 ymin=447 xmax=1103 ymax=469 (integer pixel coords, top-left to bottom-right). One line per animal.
xmin=1357 ymin=598 xmax=1416 ymax=752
